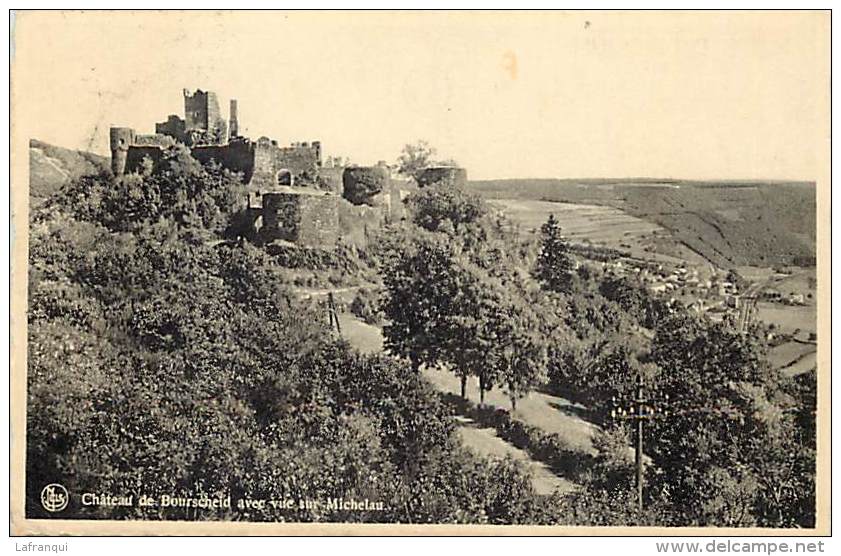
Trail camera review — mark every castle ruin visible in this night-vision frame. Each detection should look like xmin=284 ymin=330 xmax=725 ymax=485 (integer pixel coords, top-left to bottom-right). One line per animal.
xmin=110 ymin=89 xmax=323 ymax=190
xmin=109 ymin=88 xmax=443 ymax=249
xmin=110 ymin=88 xmax=339 ymax=248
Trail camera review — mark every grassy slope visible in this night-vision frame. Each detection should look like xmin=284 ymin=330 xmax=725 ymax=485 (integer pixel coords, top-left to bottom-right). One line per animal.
xmin=468 ymin=179 xmax=816 ymax=268
xmin=29 ymin=139 xmax=109 ymax=205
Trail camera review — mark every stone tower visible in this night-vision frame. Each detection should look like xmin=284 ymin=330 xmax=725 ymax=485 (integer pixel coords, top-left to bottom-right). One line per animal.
xmin=109 ymin=127 xmax=135 ymax=176
xmin=183 ymin=89 xmax=226 ymax=143
xmin=229 ymin=99 xmax=238 ymax=138
xmin=184 ymin=89 xmax=220 ymax=131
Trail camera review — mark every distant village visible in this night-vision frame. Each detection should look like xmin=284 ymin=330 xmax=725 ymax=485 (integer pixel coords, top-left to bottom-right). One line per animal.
xmin=592 ymin=250 xmax=809 ymax=333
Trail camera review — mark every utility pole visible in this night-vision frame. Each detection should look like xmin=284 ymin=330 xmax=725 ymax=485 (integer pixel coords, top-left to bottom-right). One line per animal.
xmin=737 ymin=294 xmax=758 ymax=333
xmin=611 ymin=373 xmax=669 ymax=512
xmin=327 ymin=292 xmax=342 ymax=334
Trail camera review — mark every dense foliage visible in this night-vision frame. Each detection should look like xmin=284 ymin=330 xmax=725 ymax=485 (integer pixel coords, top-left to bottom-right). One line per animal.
xmin=405 ymin=183 xmax=487 ymax=233
xmin=342 ymin=166 xmax=388 ymax=206
xmin=381 ymin=195 xmax=816 ymax=527
xmin=27 ymin=148 xmax=563 ymax=523
xmin=349 ymin=287 xmax=385 ymax=326
xmin=382 ymin=189 xmax=549 ymax=407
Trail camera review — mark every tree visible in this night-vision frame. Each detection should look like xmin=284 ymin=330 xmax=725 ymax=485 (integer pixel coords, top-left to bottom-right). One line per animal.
xmin=405 ymin=183 xmax=488 ymax=233
xmin=599 ymin=276 xmax=670 ymax=330
xmin=396 ymin=140 xmax=437 ymax=181
xmin=533 ymin=214 xmax=574 ymax=293
xmin=643 ymin=313 xmax=814 ymax=527
xmin=380 ymin=232 xmax=463 ymax=373
xmin=497 ymin=304 xmax=548 ymax=411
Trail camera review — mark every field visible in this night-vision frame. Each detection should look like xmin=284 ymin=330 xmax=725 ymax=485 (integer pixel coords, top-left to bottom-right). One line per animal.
xmin=779 ymin=352 xmax=817 ymax=377
xmin=755 ymin=303 xmax=816 ymax=337
xmin=470 ymin=179 xmax=816 ymax=268
xmin=768 ymin=341 xmax=817 ymax=376
xmin=487 ymin=198 xmax=708 ymax=266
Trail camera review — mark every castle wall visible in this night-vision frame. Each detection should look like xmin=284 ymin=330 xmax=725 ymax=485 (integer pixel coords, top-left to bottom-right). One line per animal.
xmin=134 ymin=134 xmax=176 ymax=147
xmin=109 ymin=127 xmax=135 ymax=175
xmin=250 ymin=139 xmax=277 ymax=190
xmin=246 ymin=139 xmax=321 ymax=190
xmin=190 ymin=141 xmax=255 ymax=182
xmin=184 ymin=89 xmax=226 ymax=144
xmin=184 ymin=89 xmax=219 ymax=131
xmin=261 ymin=191 xmax=339 ymax=249
xmin=275 ymin=146 xmax=319 ymax=177
xmin=338 ymin=198 xmax=386 ymax=248
xmin=155 ymin=115 xmax=186 ymax=142
xmin=318 ymin=166 xmax=344 ymax=195
xmin=416 ymin=166 xmax=468 ymax=188
xmin=117 ymin=137 xmax=322 ymax=192
xmin=124 ymin=146 xmax=165 ymax=173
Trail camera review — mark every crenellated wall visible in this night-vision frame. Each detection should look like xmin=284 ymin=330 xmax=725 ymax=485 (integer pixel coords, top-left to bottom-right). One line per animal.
xmin=275 ymin=145 xmax=319 ymax=177
xmin=318 ymin=166 xmax=344 ymax=195
xmin=107 ymin=88 xmax=395 ymax=251
xmin=120 ymin=137 xmax=321 ymax=191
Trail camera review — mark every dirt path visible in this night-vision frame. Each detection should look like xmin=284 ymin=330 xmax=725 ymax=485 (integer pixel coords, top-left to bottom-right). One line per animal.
xmin=337 ymin=313 xmax=597 ymax=494
xmin=338 ymin=314 xmax=597 ymax=453
xmin=423 ymin=370 xmax=598 ymax=455
xmin=453 ymin=416 xmax=578 ymax=495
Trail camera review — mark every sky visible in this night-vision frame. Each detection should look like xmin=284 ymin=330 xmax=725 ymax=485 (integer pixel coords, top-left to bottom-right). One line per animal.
xmin=12 ymin=11 xmax=829 ymax=180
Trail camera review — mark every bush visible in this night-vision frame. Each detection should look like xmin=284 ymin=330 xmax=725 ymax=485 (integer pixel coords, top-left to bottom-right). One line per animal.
xmin=440 ymin=393 xmax=594 ymax=483
xmin=342 ymin=166 xmax=388 ymax=206
xmin=405 ymin=183 xmax=487 ymax=232
xmin=350 ymin=288 xmax=384 ymax=326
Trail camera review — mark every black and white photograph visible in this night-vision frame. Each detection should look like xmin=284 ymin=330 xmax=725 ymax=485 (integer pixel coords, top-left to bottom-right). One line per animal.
xmin=9 ymin=9 xmax=830 ymax=535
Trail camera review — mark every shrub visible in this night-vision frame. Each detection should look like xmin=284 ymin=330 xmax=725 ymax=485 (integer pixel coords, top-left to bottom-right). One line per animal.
xmin=350 ymin=288 xmax=384 ymax=326
xmin=404 ymin=183 xmax=487 ymax=232
xmin=342 ymin=166 xmax=388 ymax=206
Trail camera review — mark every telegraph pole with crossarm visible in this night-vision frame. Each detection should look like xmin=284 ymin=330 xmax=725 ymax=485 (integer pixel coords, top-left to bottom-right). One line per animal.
xmin=611 ymin=373 xmax=670 ymax=512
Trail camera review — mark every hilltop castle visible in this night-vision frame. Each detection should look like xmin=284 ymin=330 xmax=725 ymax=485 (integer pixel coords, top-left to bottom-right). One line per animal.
xmin=110 ymin=89 xmax=348 ymax=248
xmin=109 ymin=88 xmax=466 ymax=249
xmin=110 ymin=89 xmax=334 ymax=191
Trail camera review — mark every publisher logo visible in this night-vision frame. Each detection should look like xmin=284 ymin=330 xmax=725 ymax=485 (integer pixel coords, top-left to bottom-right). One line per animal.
xmin=40 ymin=484 xmax=69 ymax=512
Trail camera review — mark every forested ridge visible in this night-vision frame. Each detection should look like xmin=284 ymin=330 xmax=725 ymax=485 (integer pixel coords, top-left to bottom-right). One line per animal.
xmin=27 ymin=146 xmax=816 ymax=527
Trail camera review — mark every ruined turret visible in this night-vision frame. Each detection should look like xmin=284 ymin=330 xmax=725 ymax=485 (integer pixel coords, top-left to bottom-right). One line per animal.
xmin=109 ymin=127 xmax=135 ymax=175
xmin=415 ymin=166 xmax=467 ymax=188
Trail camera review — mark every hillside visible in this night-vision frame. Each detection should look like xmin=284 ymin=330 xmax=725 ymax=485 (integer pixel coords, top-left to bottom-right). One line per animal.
xmin=468 ymin=179 xmax=816 ymax=268
xmin=29 ymin=139 xmax=109 ymax=205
